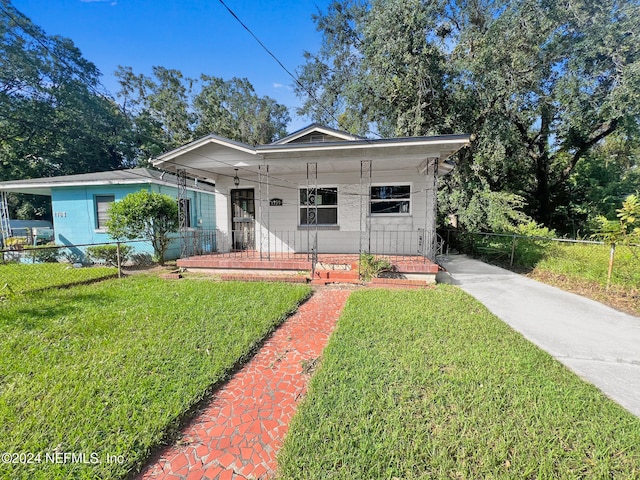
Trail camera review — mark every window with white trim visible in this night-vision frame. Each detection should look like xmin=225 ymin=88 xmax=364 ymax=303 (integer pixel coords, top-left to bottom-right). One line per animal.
xmin=299 ymin=187 xmax=338 ymax=225
xmin=95 ymin=195 xmax=115 ymax=229
xmin=370 ymin=185 xmax=411 ymax=215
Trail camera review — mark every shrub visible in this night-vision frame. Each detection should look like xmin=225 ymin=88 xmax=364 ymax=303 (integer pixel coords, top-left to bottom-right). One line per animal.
xmin=22 ymin=244 xmax=60 ymax=263
xmin=86 ymin=245 xmax=133 ymax=266
xmin=105 ymin=191 xmax=178 ymax=265
xmin=460 ymin=222 xmax=557 ymax=270
xmin=359 ymin=253 xmax=392 ymax=281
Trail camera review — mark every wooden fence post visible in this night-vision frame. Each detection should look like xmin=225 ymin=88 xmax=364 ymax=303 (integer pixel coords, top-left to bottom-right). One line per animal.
xmin=606 ymin=243 xmax=615 ymax=291
xmin=116 ymin=241 xmax=122 ymax=279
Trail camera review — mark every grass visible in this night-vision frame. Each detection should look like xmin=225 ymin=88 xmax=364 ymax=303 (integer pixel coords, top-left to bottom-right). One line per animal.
xmin=530 ymin=243 xmax=640 ymax=315
xmin=534 ymin=243 xmax=640 ymax=289
xmin=278 ymin=288 xmax=640 ymax=479
xmin=0 ymin=263 xmax=117 ymax=295
xmin=0 ymin=275 xmax=310 ymax=479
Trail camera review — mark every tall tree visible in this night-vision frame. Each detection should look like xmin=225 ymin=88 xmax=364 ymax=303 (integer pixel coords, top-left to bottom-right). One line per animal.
xmin=296 ymin=0 xmax=640 ymax=232
xmin=194 ymin=75 xmax=289 ymax=146
xmin=0 ymin=0 xmax=134 ymax=218
xmin=116 ymin=67 xmax=290 ymax=162
xmin=0 ymin=0 xmax=133 ymax=180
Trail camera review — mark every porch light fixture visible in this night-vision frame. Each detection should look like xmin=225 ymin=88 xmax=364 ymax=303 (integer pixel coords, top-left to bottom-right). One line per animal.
xmin=233 ymin=169 xmax=240 ymax=187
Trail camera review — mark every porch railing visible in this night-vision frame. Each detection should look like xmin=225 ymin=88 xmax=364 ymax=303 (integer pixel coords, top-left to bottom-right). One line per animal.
xmin=178 ymin=228 xmax=443 ymax=262
xmin=178 ymin=229 xmax=313 ymax=259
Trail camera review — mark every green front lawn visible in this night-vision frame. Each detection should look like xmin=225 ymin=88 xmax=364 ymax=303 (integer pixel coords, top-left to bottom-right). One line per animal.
xmin=278 ymin=288 xmax=640 ymax=479
xmin=0 ymin=276 xmax=310 ymax=479
xmin=0 ymin=263 xmax=117 ymax=295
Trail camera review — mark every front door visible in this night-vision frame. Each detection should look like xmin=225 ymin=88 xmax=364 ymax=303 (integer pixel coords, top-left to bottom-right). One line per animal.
xmin=231 ymin=189 xmax=255 ymax=250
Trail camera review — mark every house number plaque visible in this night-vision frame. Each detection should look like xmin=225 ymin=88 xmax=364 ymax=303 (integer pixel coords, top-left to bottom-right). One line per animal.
xmin=269 ymin=198 xmax=283 ymax=206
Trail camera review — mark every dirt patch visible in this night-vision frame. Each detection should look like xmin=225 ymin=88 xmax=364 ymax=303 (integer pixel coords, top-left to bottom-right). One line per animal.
xmin=527 ymin=270 xmax=640 ymax=317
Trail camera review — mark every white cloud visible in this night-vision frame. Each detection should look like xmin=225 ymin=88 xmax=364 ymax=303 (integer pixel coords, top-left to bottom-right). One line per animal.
xmin=273 ymin=83 xmax=292 ymax=91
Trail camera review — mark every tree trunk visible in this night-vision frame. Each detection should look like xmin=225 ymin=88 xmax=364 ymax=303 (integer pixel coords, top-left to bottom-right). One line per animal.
xmin=535 ymin=152 xmax=552 ymax=225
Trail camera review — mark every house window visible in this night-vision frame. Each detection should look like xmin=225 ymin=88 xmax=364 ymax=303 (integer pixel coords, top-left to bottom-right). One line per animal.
xmin=299 ymin=187 xmax=338 ymax=225
xmin=178 ymin=198 xmax=191 ymax=228
xmin=95 ymin=195 xmax=115 ymax=229
xmin=370 ymin=185 xmax=411 ymax=215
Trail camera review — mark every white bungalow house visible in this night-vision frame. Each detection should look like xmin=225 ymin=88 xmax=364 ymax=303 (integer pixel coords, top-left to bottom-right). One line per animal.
xmin=153 ymin=124 xmax=470 ymax=269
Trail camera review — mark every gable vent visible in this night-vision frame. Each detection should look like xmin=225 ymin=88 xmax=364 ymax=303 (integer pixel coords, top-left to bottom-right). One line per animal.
xmin=309 ymin=134 xmax=326 ymax=143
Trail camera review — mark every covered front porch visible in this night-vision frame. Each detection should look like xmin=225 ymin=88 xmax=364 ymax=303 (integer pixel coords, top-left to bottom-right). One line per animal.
xmin=153 ymin=125 xmax=470 ymax=282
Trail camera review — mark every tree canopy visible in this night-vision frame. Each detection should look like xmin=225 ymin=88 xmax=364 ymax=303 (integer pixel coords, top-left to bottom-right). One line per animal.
xmin=0 ymin=0 xmax=135 ymax=217
xmin=115 ymin=66 xmax=291 ymax=161
xmin=0 ymin=1 xmax=291 ymax=220
xmin=296 ymin=0 xmax=640 ymax=233
xmin=105 ymin=190 xmax=178 ymax=265
xmin=0 ymin=0 xmax=135 ymax=179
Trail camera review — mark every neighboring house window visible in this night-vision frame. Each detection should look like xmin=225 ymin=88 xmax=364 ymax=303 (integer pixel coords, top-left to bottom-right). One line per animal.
xmin=370 ymin=185 xmax=411 ymax=215
xmin=95 ymin=195 xmax=115 ymax=230
xmin=300 ymin=187 xmax=338 ymax=225
xmin=178 ymin=198 xmax=191 ymax=228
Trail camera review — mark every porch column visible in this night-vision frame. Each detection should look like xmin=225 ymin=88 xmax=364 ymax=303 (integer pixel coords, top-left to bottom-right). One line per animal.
xmin=423 ymin=157 xmax=439 ymax=261
xmin=258 ymin=164 xmax=270 ymax=260
xmin=0 ymin=191 xmax=11 ymax=248
xmin=359 ymin=160 xmax=372 ymax=254
xmin=306 ymin=162 xmax=318 ymax=261
xmin=177 ymin=169 xmax=189 ymax=258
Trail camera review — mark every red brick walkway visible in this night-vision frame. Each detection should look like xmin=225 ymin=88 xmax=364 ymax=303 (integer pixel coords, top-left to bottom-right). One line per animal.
xmin=138 ymin=288 xmax=352 ymax=480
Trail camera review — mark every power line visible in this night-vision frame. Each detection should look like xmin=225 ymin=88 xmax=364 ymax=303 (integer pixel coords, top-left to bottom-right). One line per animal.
xmin=216 ymin=0 xmax=382 ymax=140
xmin=0 ymin=3 xmax=122 ymax=108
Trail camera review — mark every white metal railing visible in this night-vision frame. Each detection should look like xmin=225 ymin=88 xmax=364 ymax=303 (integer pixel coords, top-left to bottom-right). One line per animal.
xmin=179 ymin=228 xmax=441 ymax=261
xmin=0 ymin=191 xmax=11 ymax=248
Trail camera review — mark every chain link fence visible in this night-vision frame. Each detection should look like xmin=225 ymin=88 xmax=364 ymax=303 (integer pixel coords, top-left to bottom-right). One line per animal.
xmin=0 ymin=240 xmax=156 ymax=276
xmin=444 ymin=230 xmax=640 ymax=290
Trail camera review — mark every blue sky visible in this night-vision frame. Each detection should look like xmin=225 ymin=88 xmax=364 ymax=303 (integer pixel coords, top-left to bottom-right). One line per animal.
xmin=14 ymin=0 xmax=329 ymax=132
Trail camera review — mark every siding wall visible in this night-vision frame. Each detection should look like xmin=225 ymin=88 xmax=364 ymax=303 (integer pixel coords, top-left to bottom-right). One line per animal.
xmin=215 ymin=169 xmax=434 ymax=255
xmin=50 ymin=184 xmax=216 ymax=260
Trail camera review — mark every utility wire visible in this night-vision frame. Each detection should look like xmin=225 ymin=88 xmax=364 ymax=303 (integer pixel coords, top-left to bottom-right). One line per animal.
xmin=216 ymin=0 xmax=382 ymax=140
xmin=0 ymin=3 xmax=115 ymax=103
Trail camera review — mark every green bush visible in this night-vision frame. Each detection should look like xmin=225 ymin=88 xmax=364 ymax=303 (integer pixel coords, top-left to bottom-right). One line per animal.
xmin=358 ymin=253 xmax=392 ymax=281
xmin=22 ymin=244 xmax=60 ymax=263
xmin=86 ymin=244 xmax=132 ymax=266
xmin=461 ymin=222 xmax=557 ymax=269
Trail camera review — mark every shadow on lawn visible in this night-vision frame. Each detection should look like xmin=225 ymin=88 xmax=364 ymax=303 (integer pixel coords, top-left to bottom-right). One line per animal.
xmin=2 ymin=292 xmax=113 ymax=329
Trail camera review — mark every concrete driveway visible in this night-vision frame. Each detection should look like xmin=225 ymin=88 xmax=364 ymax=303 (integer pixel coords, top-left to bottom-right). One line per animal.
xmin=438 ymin=255 xmax=640 ymax=418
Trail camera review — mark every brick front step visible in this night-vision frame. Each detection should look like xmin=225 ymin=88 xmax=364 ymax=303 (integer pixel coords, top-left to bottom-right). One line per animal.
xmin=218 ymin=274 xmax=308 ymax=283
xmin=314 ymin=270 xmax=360 ymax=280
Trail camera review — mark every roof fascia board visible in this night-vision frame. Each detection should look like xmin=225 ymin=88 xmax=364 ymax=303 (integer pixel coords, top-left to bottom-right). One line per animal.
xmin=259 ymin=135 xmax=471 ymax=154
xmin=0 ymin=179 xmax=214 ymax=194
xmin=153 ymin=134 xmax=257 ymax=165
xmin=272 ymin=124 xmax=362 ymax=145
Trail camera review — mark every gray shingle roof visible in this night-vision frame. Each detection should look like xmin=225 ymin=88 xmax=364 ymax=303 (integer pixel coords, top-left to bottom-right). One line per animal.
xmin=0 ymin=168 xmax=216 ymax=196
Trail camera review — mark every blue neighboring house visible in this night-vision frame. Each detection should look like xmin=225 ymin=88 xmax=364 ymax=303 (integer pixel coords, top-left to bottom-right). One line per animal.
xmin=0 ymin=168 xmax=216 ymax=260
